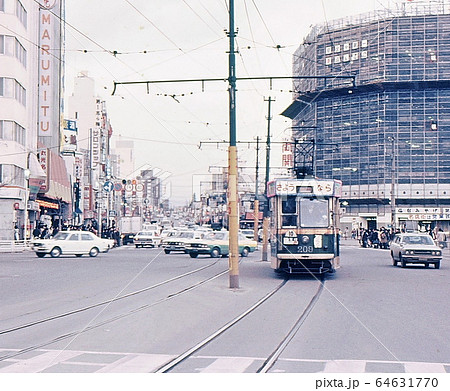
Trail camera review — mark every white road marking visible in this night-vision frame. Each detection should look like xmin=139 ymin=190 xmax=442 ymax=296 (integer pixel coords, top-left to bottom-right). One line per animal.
xmin=199 ymin=357 xmax=255 ymax=373
xmin=322 ymin=360 xmax=366 ymax=373
xmin=404 ymin=362 xmax=447 ymax=373
xmin=96 ymin=353 xmax=175 ymax=373
xmin=0 ymin=350 xmax=81 ymax=373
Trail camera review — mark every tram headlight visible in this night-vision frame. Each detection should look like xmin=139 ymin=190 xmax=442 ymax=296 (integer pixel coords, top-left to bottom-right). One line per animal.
xmin=301 ymin=235 xmax=310 ymax=244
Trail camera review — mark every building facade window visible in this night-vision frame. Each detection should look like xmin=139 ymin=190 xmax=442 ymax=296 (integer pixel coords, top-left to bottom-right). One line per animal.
xmin=0 ymin=164 xmax=24 ymax=187
xmin=15 ymin=0 xmax=27 ymax=28
xmin=0 ymin=1 xmax=27 ymax=28
xmin=0 ymin=35 xmax=27 ymax=67
xmin=0 ymin=77 xmax=26 ymax=106
xmin=0 ymin=120 xmax=26 ymax=145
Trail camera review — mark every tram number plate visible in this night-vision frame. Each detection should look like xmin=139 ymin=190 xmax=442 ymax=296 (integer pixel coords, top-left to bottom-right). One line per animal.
xmin=283 ymin=237 xmax=298 ymax=245
xmin=298 ymin=245 xmax=314 ymax=253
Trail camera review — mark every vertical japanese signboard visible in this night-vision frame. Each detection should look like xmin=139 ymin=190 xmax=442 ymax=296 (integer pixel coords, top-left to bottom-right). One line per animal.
xmin=38 ymin=1 xmax=61 ymax=138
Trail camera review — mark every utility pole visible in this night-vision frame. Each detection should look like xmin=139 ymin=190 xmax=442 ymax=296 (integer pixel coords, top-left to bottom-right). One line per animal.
xmin=262 ymin=96 xmax=274 ymax=262
xmin=253 ymin=136 xmax=260 ymax=242
xmin=227 ymin=0 xmax=239 ymax=289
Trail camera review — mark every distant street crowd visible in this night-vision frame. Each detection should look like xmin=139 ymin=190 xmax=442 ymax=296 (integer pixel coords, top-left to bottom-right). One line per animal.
xmin=340 ymin=226 xmax=448 ymax=249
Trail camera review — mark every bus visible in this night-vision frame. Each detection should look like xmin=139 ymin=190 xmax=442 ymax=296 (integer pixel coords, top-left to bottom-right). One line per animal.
xmin=267 ymin=177 xmax=342 ymax=275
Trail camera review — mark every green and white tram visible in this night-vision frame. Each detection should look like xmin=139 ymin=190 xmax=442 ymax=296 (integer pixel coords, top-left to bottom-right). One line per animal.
xmin=267 ymin=177 xmax=342 ymax=275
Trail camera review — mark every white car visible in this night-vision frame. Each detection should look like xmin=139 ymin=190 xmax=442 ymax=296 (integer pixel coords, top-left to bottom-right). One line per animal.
xmin=133 ymin=230 xmax=161 ymax=248
xmin=390 ymin=233 xmax=442 ymax=269
xmin=31 ymin=230 xmax=114 ymax=258
xmin=161 ymin=230 xmax=206 ymax=254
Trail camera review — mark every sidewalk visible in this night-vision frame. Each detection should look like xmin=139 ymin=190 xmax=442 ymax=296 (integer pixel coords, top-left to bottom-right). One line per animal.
xmin=339 ymin=238 xmax=361 ymax=247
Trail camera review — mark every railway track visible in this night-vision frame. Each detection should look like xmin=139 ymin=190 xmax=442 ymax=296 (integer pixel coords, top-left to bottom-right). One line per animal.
xmin=1 ymin=250 xmax=326 ymax=373
xmin=154 ymin=276 xmax=325 ymax=373
xmin=0 ymin=258 xmax=228 ymax=362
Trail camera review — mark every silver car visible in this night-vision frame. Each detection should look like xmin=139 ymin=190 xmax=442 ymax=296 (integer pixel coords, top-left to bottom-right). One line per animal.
xmin=390 ymin=233 xmax=442 ymax=269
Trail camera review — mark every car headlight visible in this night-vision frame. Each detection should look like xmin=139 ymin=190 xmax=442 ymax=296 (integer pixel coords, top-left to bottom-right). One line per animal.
xmin=405 ymin=250 xmax=413 ymax=255
xmin=433 ymin=251 xmax=441 ymax=256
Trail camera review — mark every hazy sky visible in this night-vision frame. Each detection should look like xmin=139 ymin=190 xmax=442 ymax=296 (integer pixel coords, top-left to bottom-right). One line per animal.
xmin=63 ymin=0 xmax=398 ymax=205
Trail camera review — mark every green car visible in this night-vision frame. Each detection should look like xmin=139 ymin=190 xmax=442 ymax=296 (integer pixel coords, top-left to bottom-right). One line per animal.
xmin=186 ymin=231 xmax=257 ymax=258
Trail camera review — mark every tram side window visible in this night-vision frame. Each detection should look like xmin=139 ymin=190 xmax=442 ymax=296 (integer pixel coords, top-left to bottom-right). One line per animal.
xmin=299 ymin=198 xmax=329 ymax=227
xmin=281 ymin=196 xmax=297 ymax=227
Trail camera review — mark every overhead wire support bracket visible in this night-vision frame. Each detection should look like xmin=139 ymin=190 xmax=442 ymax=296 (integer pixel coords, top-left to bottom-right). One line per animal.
xmin=111 ymin=75 xmax=356 ymax=96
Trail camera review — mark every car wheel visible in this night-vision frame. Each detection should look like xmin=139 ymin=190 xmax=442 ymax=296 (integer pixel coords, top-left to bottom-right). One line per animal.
xmin=241 ymin=247 xmax=250 ymax=257
xmin=400 ymin=255 xmax=407 ymax=268
xmin=89 ymin=247 xmax=99 ymax=257
xmin=164 ymin=249 xmax=171 ymax=254
xmin=36 ymin=253 xmax=45 ymax=258
xmin=50 ymin=247 xmax=61 ymax=258
xmin=391 ymin=252 xmax=397 ymax=266
xmin=135 ymin=244 xmax=140 ymax=248
xmin=75 ymin=254 xmax=83 ymax=258
xmin=210 ymin=248 xmax=221 ymax=258
xmin=189 ymin=252 xmax=199 ymax=258
xmin=435 ymin=262 xmax=440 ymax=269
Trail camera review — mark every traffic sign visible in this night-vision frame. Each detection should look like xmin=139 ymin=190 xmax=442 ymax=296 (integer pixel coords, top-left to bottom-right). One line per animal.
xmin=103 ymin=181 xmax=114 ymax=192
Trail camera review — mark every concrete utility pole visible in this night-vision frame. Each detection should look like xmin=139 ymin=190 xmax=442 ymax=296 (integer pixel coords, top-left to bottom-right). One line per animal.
xmin=262 ymin=96 xmax=274 ymax=262
xmin=227 ymin=0 xmax=239 ymax=289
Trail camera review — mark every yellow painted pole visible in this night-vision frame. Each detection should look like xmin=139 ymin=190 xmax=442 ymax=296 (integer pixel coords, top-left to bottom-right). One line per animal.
xmin=228 ymin=146 xmax=239 ymax=288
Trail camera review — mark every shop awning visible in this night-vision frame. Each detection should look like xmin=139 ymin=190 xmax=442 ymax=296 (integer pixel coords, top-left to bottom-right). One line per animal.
xmin=28 ymin=153 xmax=47 ymax=180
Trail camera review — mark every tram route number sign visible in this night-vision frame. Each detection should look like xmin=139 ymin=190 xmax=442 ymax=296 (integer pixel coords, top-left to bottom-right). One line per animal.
xmin=283 ymin=230 xmax=298 ymax=245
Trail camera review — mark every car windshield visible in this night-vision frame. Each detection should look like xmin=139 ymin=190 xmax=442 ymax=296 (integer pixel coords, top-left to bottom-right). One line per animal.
xmin=53 ymin=232 xmax=70 ymax=240
xmin=403 ymin=235 xmax=434 ymax=245
xmin=179 ymin=231 xmax=194 ymax=239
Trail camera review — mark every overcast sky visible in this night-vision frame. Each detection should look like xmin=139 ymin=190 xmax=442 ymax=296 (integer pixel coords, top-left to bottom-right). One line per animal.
xmin=63 ymin=0 xmax=399 ymax=205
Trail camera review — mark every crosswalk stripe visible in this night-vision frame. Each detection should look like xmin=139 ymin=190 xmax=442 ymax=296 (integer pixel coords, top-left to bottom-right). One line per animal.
xmin=0 ymin=348 xmax=448 ymax=373
xmin=0 ymin=350 xmax=81 ymax=373
xmin=323 ymin=360 xmax=366 ymax=373
xmin=404 ymin=362 xmax=447 ymax=373
xmin=199 ymin=357 xmax=255 ymax=373
xmin=96 ymin=354 xmax=175 ymax=373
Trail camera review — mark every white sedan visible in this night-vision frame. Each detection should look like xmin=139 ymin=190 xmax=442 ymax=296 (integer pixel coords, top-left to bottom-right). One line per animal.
xmin=31 ymin=231 xmax=114 ymax=258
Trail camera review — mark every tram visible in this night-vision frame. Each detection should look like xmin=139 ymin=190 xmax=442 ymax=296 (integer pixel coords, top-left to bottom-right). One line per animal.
xmin=267 ymin=177 xmax=342 ymax=275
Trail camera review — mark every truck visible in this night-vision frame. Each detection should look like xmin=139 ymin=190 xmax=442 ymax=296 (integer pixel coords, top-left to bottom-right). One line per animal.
xmin=119 ymin=216 xmax=142 ymax=245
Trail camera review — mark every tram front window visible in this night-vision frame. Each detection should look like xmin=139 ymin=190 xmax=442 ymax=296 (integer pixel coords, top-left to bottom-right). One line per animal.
xmin=299 ymin=198 xmax=329 ymax=227
xmin=281 ymin=196 xmax=297 ymax=227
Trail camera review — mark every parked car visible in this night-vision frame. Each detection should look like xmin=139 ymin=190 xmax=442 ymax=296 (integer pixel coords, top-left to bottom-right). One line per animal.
xmin=390 ymin=233 xmax=442 ymax=269
xmin=240 ymin=229 xmax=256 ymax=240
xmin=161 ymin=230 xmax=206 ymax=254
xmin=133 ymin=231 xmax=161 ymax=248
xmin=186 ymin=231 xmax=257 ymax=258
xmin=30 ymin=230 xmax=114 ymax=258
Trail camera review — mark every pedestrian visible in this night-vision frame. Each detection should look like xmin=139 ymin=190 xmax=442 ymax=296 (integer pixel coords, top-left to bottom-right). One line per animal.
xmin=343 ymin=227 xmax=349 ymax=240
xmin=436 ymin=228 xmax=447 ymax=249
xmin=379 ymin=229 xmax=389 ymax=249
xmin=361 ymin=229 xmax=369 ymax=248
xmin=32 ymin=224 xmax=42 ymax=238
xmin=14 ymin=224 xmax=20 ymax=241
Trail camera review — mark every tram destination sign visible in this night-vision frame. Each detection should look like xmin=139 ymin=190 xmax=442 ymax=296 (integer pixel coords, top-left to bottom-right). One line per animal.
xmin=268 ymin=179 xmax=341 ymax=197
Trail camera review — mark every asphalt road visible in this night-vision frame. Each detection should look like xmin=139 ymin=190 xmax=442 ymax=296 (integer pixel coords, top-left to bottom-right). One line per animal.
xmin=0 ymin=243 xmax=449 ymax=374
